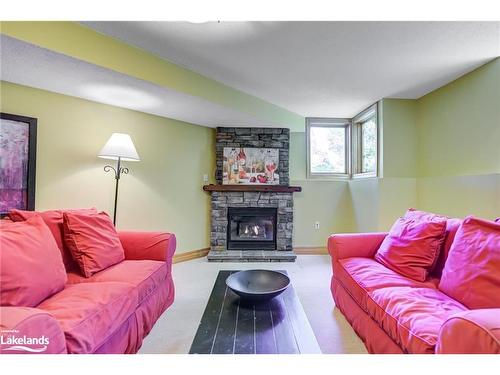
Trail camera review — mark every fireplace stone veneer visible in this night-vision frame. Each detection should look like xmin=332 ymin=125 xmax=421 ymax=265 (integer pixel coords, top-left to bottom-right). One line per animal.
xmin=211 ymin=191 xmax=293 ymax=251
xmin=208 ymin=191 xmax=296 ymax=262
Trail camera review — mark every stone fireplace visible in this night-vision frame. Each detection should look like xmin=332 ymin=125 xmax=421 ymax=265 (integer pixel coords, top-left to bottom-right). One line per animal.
xmin=204 ymin=127 xmax=300 ymax=262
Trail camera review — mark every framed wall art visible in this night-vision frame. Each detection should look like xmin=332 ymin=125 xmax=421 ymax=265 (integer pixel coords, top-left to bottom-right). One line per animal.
xmin=223 ymin=147 xmax=279 ymax=185
xmin=0 ymin=112 xmax=37 ymax=216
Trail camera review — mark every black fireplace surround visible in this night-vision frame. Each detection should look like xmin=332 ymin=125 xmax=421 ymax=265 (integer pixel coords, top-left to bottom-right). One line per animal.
xmin=227 ymin=207 xmax=277 ymax=250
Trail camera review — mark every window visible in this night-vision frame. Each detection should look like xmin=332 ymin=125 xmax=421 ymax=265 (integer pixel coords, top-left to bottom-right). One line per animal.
xmin=352 ymin=104 xmax=378 ymax=177
xmin=306 ymin=118 xmax=350 ymax=178
xmin=306 ymin=103 xmax=378 ymax=179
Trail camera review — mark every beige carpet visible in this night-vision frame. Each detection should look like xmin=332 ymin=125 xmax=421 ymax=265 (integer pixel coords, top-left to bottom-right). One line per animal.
xmin=139 ymin=255 xmax=367 ymax=354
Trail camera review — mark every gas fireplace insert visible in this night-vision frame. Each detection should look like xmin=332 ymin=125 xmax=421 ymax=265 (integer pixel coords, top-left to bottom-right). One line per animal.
xmin=227 ymin=207 xmax=277 ymax=250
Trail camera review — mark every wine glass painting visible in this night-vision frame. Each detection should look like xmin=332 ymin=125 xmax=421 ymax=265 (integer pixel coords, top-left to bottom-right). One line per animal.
xmin=223 ymin=147 xmax=279 ymax=185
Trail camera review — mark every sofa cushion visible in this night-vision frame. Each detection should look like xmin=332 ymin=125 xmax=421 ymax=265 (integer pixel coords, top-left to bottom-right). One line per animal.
xmin=9 ymin=208 xmax=97 ymax=272
xmin=67 ymin=260 xmax=167 ymax=304
xmin=0 ymin=217 xmax=67 ymax=307
xmin=439 ymin=216 xmax=500 ymax=309
xmin=366 ymin=287 xmax=467 ymax=353
xmin=63 ymin=211 xmax=125 ymax=277
xmin=375 ymin=209 xmax=447 ymax=282
xmin=334 ymin=257 xmax=438 ymax=311
xmin=37 ymin=282 xmax=138 ymax=354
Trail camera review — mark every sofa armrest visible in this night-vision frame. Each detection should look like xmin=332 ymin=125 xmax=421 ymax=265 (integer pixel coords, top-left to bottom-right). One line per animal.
xmin=0 ymin=306 xmax=66 ymax=354
xmin=118 ymin=231 xmax=176 ymax=263
xmin=436 ymin=309 xmax=500 ymax=354
xmin=328 ymin=232 xmax=387 ymax=262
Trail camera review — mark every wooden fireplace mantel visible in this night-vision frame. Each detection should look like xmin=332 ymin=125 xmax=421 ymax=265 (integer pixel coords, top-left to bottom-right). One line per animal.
xmin=203 ymin=184 xmax=302 ymax=193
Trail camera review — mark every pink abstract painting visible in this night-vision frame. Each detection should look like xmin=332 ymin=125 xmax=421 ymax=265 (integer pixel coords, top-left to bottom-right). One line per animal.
xmin=0 ymin=118 xmax=29 ymax=214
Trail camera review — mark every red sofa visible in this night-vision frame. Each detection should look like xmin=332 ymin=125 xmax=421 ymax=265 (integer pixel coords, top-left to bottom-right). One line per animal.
xmin=328 ymin=219 xmax=500 ymax=354
xmin=0 ymin=229 xmax=176 ymax=354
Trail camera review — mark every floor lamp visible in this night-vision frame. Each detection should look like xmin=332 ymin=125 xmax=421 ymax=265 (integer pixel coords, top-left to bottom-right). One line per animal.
xmin=98 ymin=133 xmax=140 ymax=225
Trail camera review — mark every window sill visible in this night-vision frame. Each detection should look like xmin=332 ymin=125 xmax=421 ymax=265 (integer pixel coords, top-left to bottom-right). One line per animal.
xmin=304 ymin=174 xmax=378 ymax=182
xmin=351 ymin=173 xmax=378 ymax=180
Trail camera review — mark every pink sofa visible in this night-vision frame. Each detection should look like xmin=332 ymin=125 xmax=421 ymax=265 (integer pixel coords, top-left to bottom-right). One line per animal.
xmin=0 ymin=230 xmax=176 ymax=354
xmin=328 ymin=219 xmax=500 ymax=354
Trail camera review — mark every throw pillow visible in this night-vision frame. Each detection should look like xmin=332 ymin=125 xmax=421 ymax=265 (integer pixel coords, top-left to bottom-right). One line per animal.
xmin=438 ymin=216 xmax=500 ymax=309
xmin=375 ymin=209 xmax=447 ymax=282
xmin=0 ymin=216 xmax=67 ymax=306
xmin=8 ymin=208 xmax=97 ymax=272
xmin=62 ymin=211 xmax=125 ymax=277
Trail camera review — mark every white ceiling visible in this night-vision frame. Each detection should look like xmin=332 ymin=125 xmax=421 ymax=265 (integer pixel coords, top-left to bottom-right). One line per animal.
xmin=83 ymin=21 xmax=500 ymax=117
xmin=0 ymin=35 xmax=284 ymax=128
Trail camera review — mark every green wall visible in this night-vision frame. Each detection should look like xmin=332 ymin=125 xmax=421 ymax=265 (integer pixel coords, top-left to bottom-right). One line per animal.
xmin=289 ymin=59 xmax=499 ymax=243
xmin=1 ymin=81 xmax=215 ymax=254
xmin=381 ymin=99 xmax=417 ymax=178
xmin=289 ymin=132 xmax=354 ymax=247
xmin=349 ymin=98 xmax=418 ymax=233
xmin=415 ymin=58 xmax=500 ymax=219
xmin=416 ymin=58 xmax=500 ymax=177
xmin=350 ymin=59 xmax=500 ymax=229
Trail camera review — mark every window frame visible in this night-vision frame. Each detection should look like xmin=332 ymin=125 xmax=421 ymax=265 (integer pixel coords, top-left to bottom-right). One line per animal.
xmin=306 ymin=117 xmax=351 ymax=180
xmin=305 ymin=102 xmax=379 ymax=181
xmin=351 ymin=103 xmax=379 ymax=179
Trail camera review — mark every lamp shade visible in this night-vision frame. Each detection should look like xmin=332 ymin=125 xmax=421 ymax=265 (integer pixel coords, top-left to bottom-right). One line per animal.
xmin=98 ymin=133 xmax=140 ymax=161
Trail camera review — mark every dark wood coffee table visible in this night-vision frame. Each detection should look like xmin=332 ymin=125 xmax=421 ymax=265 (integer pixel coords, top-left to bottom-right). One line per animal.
xmin=189 ymin=270 xmax=321 ymax=354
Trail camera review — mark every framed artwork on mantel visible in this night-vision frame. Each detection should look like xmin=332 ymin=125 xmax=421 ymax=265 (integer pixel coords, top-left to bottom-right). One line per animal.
xmin=0 ymin=112 xmax=37 ymax=216
xmin=223 ymin=147 xmax=279 ymax=185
